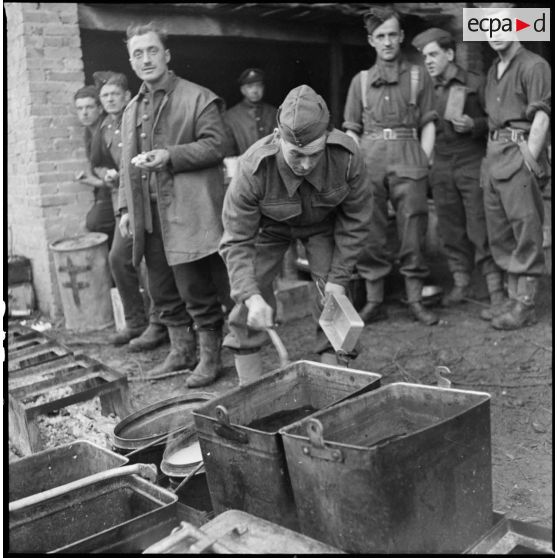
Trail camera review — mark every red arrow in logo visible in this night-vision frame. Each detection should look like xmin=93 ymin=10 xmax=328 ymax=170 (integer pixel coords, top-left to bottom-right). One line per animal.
xmin=516 ymin=18 xmax=530 ymax=31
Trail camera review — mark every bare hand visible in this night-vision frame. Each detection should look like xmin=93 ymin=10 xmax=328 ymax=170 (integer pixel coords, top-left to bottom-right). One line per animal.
xmin=451 ymin=115 xmax=474 ymax=134
xmin=119 ymin=213 xmax=133 ymax=238
xmin=132 ymin=149 xmax=170 ymax=171
xmin=104 ymin=169 xmax=119 ymax=186
xmin=324 ymin=282 xmax=346 ymax=298
xmin=245 ymin=294 xmax=274 ymax=330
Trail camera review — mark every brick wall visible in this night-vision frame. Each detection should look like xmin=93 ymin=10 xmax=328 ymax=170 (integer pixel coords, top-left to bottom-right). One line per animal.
xmin=6 ymin=2 xmax=93 ymax=318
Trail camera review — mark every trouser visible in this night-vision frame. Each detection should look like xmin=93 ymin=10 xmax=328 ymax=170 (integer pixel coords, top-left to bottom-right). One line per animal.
xmin=143 ymin=203 xmax=230 ymax=329
xmin=357 ymin=138 xmax=430 ymax=284
xmin=482 ymin=159 xmax=545 ymax=276
xmin=86 ymin=199 xmax=116 ymax=249
xmin=109 ymin=217 xmax=162 ymax=329
xmin=223 ymin=225 xmax=334 ymax=353
xmin=430 ymin=151 xmax=499 ymax=277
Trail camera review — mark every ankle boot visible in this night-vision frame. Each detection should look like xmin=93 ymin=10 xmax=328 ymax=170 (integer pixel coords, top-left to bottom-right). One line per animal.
xmin=359 ymin=280 xmax=387 ymax=323
xmin=442 ymin=272 xmax=472 ymax=306
xmin=109 ymin=324 xmax=147 ymax=346
xmin=480 ymin=271 xmax=508 ymax=320
xmin=187 ymin=325 xmax=223 ymax=388
xmin=147 ymin=325 xmax=197 ymax=376
xmin=128 ymin=323 xmax=169 ymax=352
xmin=492 ymin=276 xmax=538 ymax=330
xmin=406 ymin=278 xmax=438 ymax=325
xmin=234 ymin=351 xmax=264 ymax=386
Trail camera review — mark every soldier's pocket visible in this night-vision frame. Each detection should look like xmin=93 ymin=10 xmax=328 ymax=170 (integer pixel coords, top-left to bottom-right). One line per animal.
xmin=260 ymin=200 xmax=301 ymax=222
xmin=311 ymin=184 xmax=350 ymax=209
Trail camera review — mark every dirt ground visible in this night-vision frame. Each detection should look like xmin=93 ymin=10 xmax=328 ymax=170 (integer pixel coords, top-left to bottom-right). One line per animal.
xmin=8 ymin=256 xmax=553 ymax=531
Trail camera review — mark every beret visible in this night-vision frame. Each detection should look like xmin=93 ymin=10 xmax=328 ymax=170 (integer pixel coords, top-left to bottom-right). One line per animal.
xmin=93 ymin=71 xmax=128 ymax=91
xmin=277 ymin=85 xmax=330 ymax=147
xmin=238 ymin=68 xmax=265 ymax=85
xmin=411 ymin=27 xmax=453 ymax=51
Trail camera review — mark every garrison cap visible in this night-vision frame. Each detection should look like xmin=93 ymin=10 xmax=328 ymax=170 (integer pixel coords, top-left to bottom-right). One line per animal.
xmin=411 ymin=27 xmax=453 ymax=51
xmin=93 ymin=71 xmax=129 ymax=91
xmin=238 ymin=68 xmax=265 ymax=85
xmin=364 ymin=6 xmax=400 ymax=35
xmin=277 ymin=85 xmax=330 ymax=147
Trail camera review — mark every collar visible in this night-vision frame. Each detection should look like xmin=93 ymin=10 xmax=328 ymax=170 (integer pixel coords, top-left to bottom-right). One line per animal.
xmin=276 ymin=146 xmax=325 ymax=197
xmin=435 ymin=63 xmax=466 ymax=88
xmin=138 ymin=70 xmax=176 ymax=98
xmin=369 ymin=58 xmax=408 ymax=86
xmin=241 ymin=98 xmax=262 ymax=109
xmin=489 ymin=45 xmax=524 ymax=75
xmin=100 ymin=112 xmax=123 ymax=129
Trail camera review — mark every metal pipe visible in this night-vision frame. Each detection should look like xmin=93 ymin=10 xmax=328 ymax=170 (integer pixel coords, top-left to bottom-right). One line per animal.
xmin=171 ymin=460 xmax=205 ymax=494
xmin=266 ymin=328 xmax=289 ymax=368
xmin=9 ymin=463 xmax=157 ymax=513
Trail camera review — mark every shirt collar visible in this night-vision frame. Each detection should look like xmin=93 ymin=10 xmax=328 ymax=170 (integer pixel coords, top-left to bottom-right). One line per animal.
xmin=489 ymin=45 xmax=524 ymax=76
xmin=369 ymin=58 xmax=408 ymax=86
xmin=241 ymin=98 xmax=261 ymax=109
xmin=276 ymin=145 xmax=325 ymax=196
xmin=139 ymin=70 xmax=176 ymax=97
xmin=435 ymin=63 xmax=466 ymax=87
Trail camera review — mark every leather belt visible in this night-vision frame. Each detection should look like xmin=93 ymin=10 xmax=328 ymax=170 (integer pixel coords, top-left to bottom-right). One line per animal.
xmin=363 ymin=128 xmax=418 ymax=140
xmin=489 ymin=128 xmax=528 ymax=142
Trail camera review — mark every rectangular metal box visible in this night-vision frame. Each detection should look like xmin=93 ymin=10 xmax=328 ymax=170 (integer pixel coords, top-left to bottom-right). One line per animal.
xmin=280 ymin=382 xmax=493 ymax=554
xmin=193 ymin=360 xmax=381 ymax=530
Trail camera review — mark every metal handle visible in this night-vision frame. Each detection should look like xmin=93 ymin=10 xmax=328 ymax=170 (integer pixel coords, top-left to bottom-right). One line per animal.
xmin=9 ymin=463 xmax=157 ymax=513
xmin=266 ymin=328 xmax=289 ymax=368
xmin=171 ymin=460 xmax=205 ymax=494
xmin=301 ymin=418 xmax=343 ymax=463
xmin=214 ymin=405 xmax=248 ymax=444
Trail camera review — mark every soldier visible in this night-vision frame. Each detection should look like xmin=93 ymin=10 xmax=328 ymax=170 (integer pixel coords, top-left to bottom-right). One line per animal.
xmin=343 ymin=7 xmax=439 ymax=326
xmin=118 ymin=22 xmax=232 ymax=386
xmin=411 ymin=28 xmax=504 ymax=312
xmin=481 ymin=7 xmax=551 ymax=329
xmin=220 ymin=85 xmax=372 ymax=383
xmin=223 ymin=68 xmax=277 ymax=157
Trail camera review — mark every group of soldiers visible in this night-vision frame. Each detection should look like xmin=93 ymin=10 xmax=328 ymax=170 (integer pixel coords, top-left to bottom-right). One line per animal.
xmin=71 ymin=5 xmax=550 ymax=389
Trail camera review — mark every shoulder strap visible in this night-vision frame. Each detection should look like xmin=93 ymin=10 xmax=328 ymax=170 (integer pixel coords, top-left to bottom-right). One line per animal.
xmin=410 ymin=65 xmax=420 ymax=107
xmin=360 ymin=70 xmax=368 ymax=110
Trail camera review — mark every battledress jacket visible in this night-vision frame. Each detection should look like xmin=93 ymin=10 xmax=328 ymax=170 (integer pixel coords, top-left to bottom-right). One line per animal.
xmin=118 ymin=75 xmax=227 ymax=267
xmin=220 ymin=129 xmax=372 ymax=303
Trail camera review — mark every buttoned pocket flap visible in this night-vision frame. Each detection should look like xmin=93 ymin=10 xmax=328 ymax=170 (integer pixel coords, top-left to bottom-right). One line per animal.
xmin=311 ymin=185 xmax=350 ymax=208
xmin=260 ymin=200 xmax=301 ymax=221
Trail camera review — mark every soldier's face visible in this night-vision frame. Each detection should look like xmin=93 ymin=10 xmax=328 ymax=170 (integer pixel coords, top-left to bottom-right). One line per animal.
xmin=75 ymin=97 xmax=102 ymax=127
xmin=422 ymin=41 xmax=454 ymax=78
xmin=280 ymin=137 xmax=326 ymax=177
xmin=128 ymin=32 xmax=170 ymax=85
xmin=99 ymin=84 xmax=130 ymax=115
xmin=241 ymin=82 xmax=264 ymax=103
xmin=368 ymin=17 xmax=404 ymax=62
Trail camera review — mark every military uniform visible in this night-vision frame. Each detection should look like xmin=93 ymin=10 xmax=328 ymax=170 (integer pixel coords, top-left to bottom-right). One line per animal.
xmin=482 ymin=46 xmax=551 ymax=328
xmin=220 ymin=86 xmax=371 ymax=380
xmin=428 ymin=63 xmax=500 ymax=289
xmin=343 ymin=58 xmax=438 ymax=311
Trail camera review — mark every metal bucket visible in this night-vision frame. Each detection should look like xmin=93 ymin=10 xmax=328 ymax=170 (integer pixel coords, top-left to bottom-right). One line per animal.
xmin=112 ymin=393 xmax=213 ymax=468
xmin=9 ymin=440 xmax=128 ymax=502
xmin=9 ymin=473 xmax=178 ymax=553
xmin=280 ymin=382 xmax=493 ymax=554
xmin=144 ymin=510 xmax=343 ymax=553
xmin=193 ymin=360 xmax=381 ymax=530
xmin=49 ymin=233 xmax=114 ymax=331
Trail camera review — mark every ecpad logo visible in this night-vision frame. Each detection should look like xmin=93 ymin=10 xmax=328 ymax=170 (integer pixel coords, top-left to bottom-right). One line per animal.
xmin=463 ymin=7 xmax=550 ymax=42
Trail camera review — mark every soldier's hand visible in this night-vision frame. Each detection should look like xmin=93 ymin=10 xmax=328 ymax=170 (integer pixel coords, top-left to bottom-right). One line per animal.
xmin=324 ymin=282 xmax=346 ymax=298
xmin=346 ymin=130 xmax=360 ymax=147
xmin=119 ymin=213 xmax=133 ymax=238
xmin=245 ymin=294 xmax=274 ymax=330
xmin=451 ymin=115 xmax=474 ymax=134
xmin=133 ymin=149 xmax=170 ymax=170
xmin=104 ymin=169 xmax=119 ymax=186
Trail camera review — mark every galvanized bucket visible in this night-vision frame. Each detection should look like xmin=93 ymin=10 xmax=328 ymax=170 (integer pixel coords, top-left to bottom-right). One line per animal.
xmin=280 ymin=382 xmax=493 ymax=554
xmin=193 ymin=360 xmax=381 ymax=530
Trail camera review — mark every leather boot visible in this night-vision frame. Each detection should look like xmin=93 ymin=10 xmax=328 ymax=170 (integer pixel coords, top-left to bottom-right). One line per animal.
xmin=492 ymin=276 xmax=538 ymax=330
xmin=406 ymin=278 xmax=438 ymax=326
xmin=109 ymin=324 xmax=147 ymax=346
xmin=359 ymin=279 xmax=387 ymax=324
xmin=480 ymin=272 xmax=513 ymax=321
xmin=187 ymin=326 xmax=223 ymax=388
xmin=442 ymin=272 xmax=472 ymax=306
xmin=147 ymin=325 xmax=197 ymax=376
xmin=128 ymin=322 xmax=169 ymax=352
xmin=234 ymin=351 xmax=264 ymax=386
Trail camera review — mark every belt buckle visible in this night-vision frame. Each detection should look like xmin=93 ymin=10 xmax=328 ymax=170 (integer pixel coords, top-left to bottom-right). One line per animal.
xmin=383 ymin=128 xmax=394 ymax=140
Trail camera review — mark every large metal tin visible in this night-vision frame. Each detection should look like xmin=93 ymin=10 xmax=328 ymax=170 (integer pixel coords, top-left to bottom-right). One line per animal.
xmin=9 ymin=473 xmax=178 ymax=553
xmin=280 ymin=382 xmax=493 ymax=554
xmin=193 ymin=360 xmax=381 ymax=530
xmin=319 ymin=292 xmax=364 ymax=353
xmin=144 ymin=509 xmax=344 ymax=553
xmin=9 ymin=440 xmax=128 ymax=502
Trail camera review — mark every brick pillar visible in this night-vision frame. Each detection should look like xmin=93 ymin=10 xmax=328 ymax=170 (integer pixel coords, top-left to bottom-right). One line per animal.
xmin=6 ymin=2 xmax=94 ymax=319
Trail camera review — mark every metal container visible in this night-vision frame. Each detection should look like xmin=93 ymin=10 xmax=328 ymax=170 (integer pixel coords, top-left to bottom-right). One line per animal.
xmin=112 ymin=393 xmax=213 ymax=468
xmin=280 ymin=382 xmax=493 ymax=554
xmin=161 ymin=429 xmax=203 ymax=479
xmin=465 ymin=512 xmax=554 ymax=554
xmin=193 ymin=360 xmax=381 ymax=530
xmin=9 ymin=440 xmax=128 ymax=502
xmin=144 ymin=510 xmax=343 ymax=554
xmin=319 ymin=292 xmax=364 ymax=353
xmin=9 ymin=473 xmax=178 ymax=553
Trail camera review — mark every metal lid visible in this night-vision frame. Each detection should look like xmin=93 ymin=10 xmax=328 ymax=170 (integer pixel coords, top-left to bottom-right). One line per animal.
xmin=49 ymin=233 xmax=109 ymax=252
